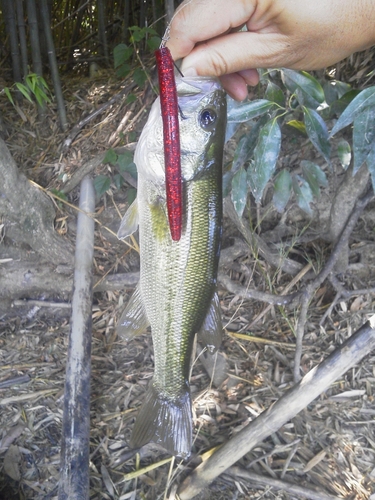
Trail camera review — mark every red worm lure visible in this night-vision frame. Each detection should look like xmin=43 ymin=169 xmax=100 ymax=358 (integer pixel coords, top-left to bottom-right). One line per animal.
xmin=155 ymin=47 xmax=182 ymax=241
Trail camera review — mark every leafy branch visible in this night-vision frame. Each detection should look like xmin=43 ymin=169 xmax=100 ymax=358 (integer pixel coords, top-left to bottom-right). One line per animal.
xmin=3 ymin=73 xmax=51 ymax=107
xmin=228 ymin=68 xmax=375 ymax=217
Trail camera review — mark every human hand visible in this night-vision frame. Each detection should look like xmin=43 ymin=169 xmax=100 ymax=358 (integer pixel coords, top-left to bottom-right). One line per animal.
xmin=167 ymin=0 xmax=375 ymax=100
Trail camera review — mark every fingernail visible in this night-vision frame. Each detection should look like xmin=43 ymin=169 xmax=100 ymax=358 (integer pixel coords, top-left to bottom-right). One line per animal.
xmin=181 ymin=66 xmax=197 ymax=77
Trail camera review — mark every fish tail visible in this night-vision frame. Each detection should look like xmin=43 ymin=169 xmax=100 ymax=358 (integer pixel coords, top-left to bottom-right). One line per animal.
xmin=130 ymin=383 xmax=192 ymax=458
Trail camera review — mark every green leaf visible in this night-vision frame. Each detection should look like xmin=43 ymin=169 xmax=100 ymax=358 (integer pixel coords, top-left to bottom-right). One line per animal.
xmin=301 ymin=160 xmax=327 ymax=198
xmin=302 ymin=107 xmax=331 ymax=163
xmin=34 ymin=87 xmax=50 ymax=106
xmin=103 ymin=148 xmax=118 ymax=164
xmin=323 ymin=81 xmax=339 ymax=105
xmin=15 ymin=82 xmax=33 ymax=103
xmin=353 ymin=107 xmax=375 ymax=174
xmin=335 ymin=81 xmax=352 ymax=98
xmin=25 ymin=73 xmax=37 ymax=92
xmin=38 ymin=76 xmax=49 ymax=90
xmin=129 ymin=26 xmax=146 ymax=42
xmin=227 ymin=99 xmax=275 ymax=123
xmin=329 ymin=89 xmax=361 ymax=117
xmin=222 ymin=171 xmax=233 ymax=197
xmin=265 ymin=82 xmax=285 ymax=107
xmin=231 ymin=135 xmax=248 ymax=173
xmin=116 ymin=63 xmax=131 ymax=78
xmin=117 ymin=152 xmax=137 ymax=180
xmin=114 ymin=43 xmax=133 ymax=68
xmin=133 ymin=67 xmax=147 ymax=87
xmin=283 ymin=69 xmax=325 ymax=103
xmin=295 ymin=87 xmax=320 ymax=110
xmin=286 ymin=120 xmax=306 ymax=134
xmin=94 ymin=175 xmax=111 ymax=197
xmin=49 ymin=188 xmax=68 ymax=202
xmin=330 ymin=86 xmax=375 ymax=137
xmin=128 ymin=131 xmax=137 ymax=143
xmin=113 ymin=173 xmax=124 ymax=190
xmin=126 ymin=162 xmax=137 ymax=180
xmin=4 ymin=87 xmax=14 ymax=106
xmin=337 ymin=139 xmax=351 ymax=169
xmin=231 ymin=167 xmax=248 ymax=217
xmin=127 ymin=187 xmax=137 ymax=205
xmin=126 ymin=93 xmax=137 ymax=104
xmin=147 ymin=36 xmax=161 ymax=51
xmin=273 ymin=169 xmax=292 ymax=212
xmin=366 ymin=140 xmax=375 ymax=193
xmin=248 ymin=118 xmax=281 ymax=203
xmin=292 ymin=175 xmax=314 ymax=215
xmin=116 ymin=151 xmax=133 ymax=170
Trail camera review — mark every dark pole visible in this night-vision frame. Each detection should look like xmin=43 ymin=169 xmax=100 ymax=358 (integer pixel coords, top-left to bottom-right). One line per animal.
xmin=15 ymin=0 xmax=28 ymax=78
xmin=40 ymin=0 xmax=68 ymax=130
xmin=58 ymin=177 xmax=95 ymax=500
xmin=2 ymin=0 xmax=22 ymax=84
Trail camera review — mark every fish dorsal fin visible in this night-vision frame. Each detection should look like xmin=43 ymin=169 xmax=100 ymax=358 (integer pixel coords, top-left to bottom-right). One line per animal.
xmin=117 ymin=284 xmax=149 ymax=340
xmin=117 ymin=199 xmax=139 ymax=240
xmin=198 ymin=292 xmax=223 ymax=353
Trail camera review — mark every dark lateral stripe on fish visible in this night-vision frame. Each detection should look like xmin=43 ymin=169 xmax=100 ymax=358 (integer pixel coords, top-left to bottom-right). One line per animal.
xmin=155 ymin=47 xmax=182 ymax=241
xmin=130 ymin=383 xmax=192 ymax=458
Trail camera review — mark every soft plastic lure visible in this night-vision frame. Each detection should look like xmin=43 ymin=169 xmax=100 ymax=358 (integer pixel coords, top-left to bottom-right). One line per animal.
xmin=155 ymin=46 xmax=182 ymax=241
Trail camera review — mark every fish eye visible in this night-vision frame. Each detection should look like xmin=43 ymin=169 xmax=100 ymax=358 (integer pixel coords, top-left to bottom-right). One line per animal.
xmin=200 ymin=108 xmax=217 ymax=129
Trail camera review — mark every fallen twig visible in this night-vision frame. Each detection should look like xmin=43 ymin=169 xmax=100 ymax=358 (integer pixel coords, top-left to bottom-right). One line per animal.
xmin=225 ymin=466 xmax=343 ymax=500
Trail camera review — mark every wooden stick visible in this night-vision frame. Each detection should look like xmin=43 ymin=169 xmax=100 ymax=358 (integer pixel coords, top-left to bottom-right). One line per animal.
xmin=58 ymin=177 xmax=95 ymax=500
xmin=177 ymin=317 xmax=375 ymax=499
xmin=225 ymin=467 xmax=342 ymax=500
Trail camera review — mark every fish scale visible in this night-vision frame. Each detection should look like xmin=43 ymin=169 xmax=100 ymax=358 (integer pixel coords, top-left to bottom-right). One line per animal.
xmin=117 ymin=78 xmax=227 ymax=457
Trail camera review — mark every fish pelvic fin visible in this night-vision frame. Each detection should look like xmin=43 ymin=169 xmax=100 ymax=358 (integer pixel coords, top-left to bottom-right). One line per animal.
xmin=117 ymin=284 xmax=149 ymax=340
xmin=130 ymin=383 xmax=192 ymax=459
xmin=198 ymin=292 xmax=223 ymax=354
xmin=117 ymin=198 xmax=139 ymax=239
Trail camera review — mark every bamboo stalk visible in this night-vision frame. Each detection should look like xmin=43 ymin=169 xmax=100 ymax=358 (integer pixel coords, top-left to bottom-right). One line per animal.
xmin=40 ymin=0 xmax=68 ymax=130
xmin=58 ymin=177 xmax=95 ymax=500
xmin=178 ymin=316 xmax=375 ymax=499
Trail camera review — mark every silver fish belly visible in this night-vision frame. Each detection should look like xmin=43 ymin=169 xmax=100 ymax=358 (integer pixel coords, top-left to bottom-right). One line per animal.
xmin=117 ymin=77 xmax=227 ymax=458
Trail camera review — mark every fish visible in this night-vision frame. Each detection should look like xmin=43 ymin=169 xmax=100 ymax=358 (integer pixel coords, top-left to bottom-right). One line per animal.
xmin=117 ymin=76 xmax=227 ymax=458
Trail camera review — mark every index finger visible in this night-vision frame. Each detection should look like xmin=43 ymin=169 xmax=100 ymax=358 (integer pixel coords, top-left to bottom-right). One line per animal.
xmin=166 ymin=0 xmax=256 ymax=60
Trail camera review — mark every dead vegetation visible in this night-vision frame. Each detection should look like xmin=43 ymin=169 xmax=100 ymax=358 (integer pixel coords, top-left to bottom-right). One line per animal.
xmin=0 ymin=53 xmax=375 ymax=499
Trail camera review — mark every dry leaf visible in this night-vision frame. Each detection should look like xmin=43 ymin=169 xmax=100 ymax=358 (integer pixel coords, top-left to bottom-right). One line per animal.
xmin=350 ymin=296 xmax=364 ymax=312
xmin=303 ymin=449 xmax=327 ymax=472
xmin=4 ymin=445 xmax=22 ymax=481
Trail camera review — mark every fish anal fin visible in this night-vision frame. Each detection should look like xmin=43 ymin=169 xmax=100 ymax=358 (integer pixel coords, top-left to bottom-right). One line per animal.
xmin=198 ymin=292 xmax=223 ymax=354
xmin=117 ymin=284 xmax=149 ymax=340
xmin=130 ymin=383 xmax=192 ymax=459
xmin=117 ymin=199 xmax=139 ymax=240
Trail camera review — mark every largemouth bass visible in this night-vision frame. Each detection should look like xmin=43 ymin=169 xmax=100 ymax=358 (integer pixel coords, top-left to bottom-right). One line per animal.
xmin=117 ymin=76 xmax=227 ymax=458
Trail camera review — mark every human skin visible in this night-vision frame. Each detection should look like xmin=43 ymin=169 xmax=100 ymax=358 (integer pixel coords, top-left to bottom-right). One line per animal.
xmin=166 ymin=0 xmax=375 ymax=100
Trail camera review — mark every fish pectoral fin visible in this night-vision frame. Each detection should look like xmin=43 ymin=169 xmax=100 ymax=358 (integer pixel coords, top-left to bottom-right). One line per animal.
xmin=130 ymin=383 xmax=192 ymax=459
xmin=117 ymin=284 xmax=149 ymax=340
xmin=117 ymin=198 xmax=139 ymax=239
xmin=198 ymin=292 xmax=223 ymax=354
